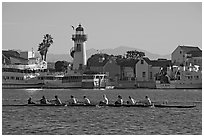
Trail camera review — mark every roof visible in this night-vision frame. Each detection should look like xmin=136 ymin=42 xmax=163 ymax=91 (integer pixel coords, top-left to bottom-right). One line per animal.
xmin=186 ymin=50 xmax=202 ymax=57
xmin=143 ymin=57 xmax=151 ymax=64
xmin=3 ymin=50 xmax=20 ymax=57
xmin=150 ymin=59 xmax=172 ymax=67
xmin=76 ymin=24 xmax=84 ymax=31
xmin=179 ymin=45 xmax=201 ymax=53
xmin=116 ymin=58 xmax=139 ymax=67
xmin=3 ymin=53 xmax=28 ymax=61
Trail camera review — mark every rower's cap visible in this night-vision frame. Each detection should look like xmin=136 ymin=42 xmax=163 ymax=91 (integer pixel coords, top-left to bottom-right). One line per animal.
xmin=55 ymin=95 xmax=58 ymax=98
xmin=71 ymin=95 xmax=74 ymax=98
xmin=145 ymin=96 xmax=148 ymax=98
xmin=84 ymin=96 xmax=86 ymax=98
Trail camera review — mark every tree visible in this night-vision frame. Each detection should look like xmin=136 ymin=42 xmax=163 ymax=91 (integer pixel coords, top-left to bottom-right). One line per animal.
xmin=55 ymin=61 xmax=69 ymax=72
xmin=125 ymin=50 xmax=145 ymax=59
xmin=38 ymin=34 xmax=53 ymax=61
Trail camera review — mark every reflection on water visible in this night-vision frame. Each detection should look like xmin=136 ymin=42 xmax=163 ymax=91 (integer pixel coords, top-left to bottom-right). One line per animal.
xmin=2 ymin=89 xmax=202 ymax=135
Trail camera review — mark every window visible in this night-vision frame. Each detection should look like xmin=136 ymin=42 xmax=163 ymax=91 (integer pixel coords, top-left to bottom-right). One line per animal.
xmin=180 ymin=51 xmax=182 ymax=54
xmin=76 ymin=44 xmax=81 ymax=51
xmin=141 ymin=60 xmax=144 ymax=64
xmin=79 ymin=64 xmax=83 ymax=70
xmin=142 ymin=72 xmax=146 ymax=78
xmin=194 ymin=76 xmax=199 ymax=80
xmin=150 ymin=72 xmax=152 ymax=79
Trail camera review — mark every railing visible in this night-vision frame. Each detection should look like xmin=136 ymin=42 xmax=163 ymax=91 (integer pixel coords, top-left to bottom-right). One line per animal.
xmin=72 ymin=34 xmax=87 ymax=41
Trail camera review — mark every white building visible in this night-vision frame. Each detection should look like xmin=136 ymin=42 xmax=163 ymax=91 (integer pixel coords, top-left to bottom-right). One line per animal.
xmin=135 ymin=57 xmax=151 ymax=81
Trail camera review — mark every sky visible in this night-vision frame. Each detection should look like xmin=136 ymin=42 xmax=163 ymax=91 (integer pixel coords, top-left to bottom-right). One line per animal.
xmin=2 ymin=2 xmax=202 ymax=55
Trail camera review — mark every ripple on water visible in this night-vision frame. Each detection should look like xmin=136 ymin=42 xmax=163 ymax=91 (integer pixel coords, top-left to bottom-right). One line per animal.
xmin=2 ymin=89 xmax=202 ymax=135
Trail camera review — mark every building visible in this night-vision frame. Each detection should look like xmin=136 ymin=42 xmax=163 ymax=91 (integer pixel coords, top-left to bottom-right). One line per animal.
xmin=135 ymin=57 xmax=151 ymax=81
xmin=150 ymin=59 xmax=172 ymax=80
xmin=2 ymin=50 xmax=28 ymax=65
xmin=20 ymin=50 xmax=35 ymax=59
xmin=171 ymin=45 xmax=201 ymax=66
xmin=87 ymin=54 xmax=120 ymax=81
xmin=103 ymin=57 xmax=121 ymax=81
xmin=2 ymin=49 xmax=45 ymax=69
xmin=185 ymin=50 xmax=202 ymax=67
xmin=117 ymin=58 xmax=138 ymax=81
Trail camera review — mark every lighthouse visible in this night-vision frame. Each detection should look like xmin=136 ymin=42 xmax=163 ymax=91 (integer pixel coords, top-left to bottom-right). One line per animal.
xmin=70 ymin=24 xmax=87 ymax=70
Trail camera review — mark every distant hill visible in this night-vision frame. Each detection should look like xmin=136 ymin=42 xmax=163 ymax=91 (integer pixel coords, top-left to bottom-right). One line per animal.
xmin=87 ymin=46 xmax=171 ymax=60
xmin=35 ymin=52 xmax=72 ymax=62
xmin=42 ymin=46 xmax=171 ymax=62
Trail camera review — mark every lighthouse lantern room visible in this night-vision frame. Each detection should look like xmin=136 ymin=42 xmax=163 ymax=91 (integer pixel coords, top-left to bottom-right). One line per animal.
xmin=70 ymin=24 xmax=87 ymax=70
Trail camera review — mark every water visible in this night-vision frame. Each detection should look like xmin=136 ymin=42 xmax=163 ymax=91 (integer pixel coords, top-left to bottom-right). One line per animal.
xmin=2 ymin=88 xmax=202 ymax=135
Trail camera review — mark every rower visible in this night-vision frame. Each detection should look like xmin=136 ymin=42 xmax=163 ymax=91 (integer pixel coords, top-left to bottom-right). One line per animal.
xmin=99 ymin=94 xmax=109 ymax=105
xmin=27 ymin=97 xmax=35 ymax=104
xmin=68 ymin=95 xmax=78 ymax=104
xmin=144 ymin=96 xmax=152 ymax=106
xmin=115 ymin=95 xmax=123 ymax=105
xmin=127 ymin=96 xmax=136 ymax=105
xmin=40 ymin=96 xmax=50 ymax=104
xmin=52 ymin=95 xmax=62 ymax=105
xmin=83 ymin=96 xmax=91 ymax=105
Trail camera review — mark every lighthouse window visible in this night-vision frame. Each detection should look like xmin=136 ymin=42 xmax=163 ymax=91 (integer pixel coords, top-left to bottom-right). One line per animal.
xmin=76 ymin=44 xmax=81 ymax=51
xmin=79 ymin=64 xmax=82 ymax=70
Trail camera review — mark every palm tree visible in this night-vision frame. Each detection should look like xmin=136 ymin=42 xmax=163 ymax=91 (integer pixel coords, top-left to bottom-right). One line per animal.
xmin=38 ymin=34 xmax=53 ymax=61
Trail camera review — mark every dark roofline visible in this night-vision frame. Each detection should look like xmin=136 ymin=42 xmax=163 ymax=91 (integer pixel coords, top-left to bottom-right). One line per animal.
xmin=172 ymin=45 xmax=201 ymax=55
xmin=150 ymin=60 xmax=172 ymax=67
xmin=178 ymin=45 xmax=201 ymax=51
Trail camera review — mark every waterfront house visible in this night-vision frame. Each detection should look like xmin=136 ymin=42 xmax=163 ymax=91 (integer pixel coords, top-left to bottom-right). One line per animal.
xmin=171 ymin=45 xmax=201 ymax=66
xmin=135 ymin=57 xmax=151 ymax=81
xmin=117 ymin=58 xmax=138 ymax=81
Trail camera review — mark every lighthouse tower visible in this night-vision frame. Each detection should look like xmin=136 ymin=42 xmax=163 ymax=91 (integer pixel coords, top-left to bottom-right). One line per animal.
xmin=70 ymin=24 xmax=87 ymax=70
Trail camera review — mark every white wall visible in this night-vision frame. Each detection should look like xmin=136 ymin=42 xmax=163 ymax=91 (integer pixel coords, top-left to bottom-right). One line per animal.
xmin=136 ymin=59 xmax=149 ymax=81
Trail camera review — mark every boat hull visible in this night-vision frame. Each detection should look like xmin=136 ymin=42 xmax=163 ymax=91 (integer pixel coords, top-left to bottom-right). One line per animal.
xmin=3 ymin=104 xmax=196 ymax=108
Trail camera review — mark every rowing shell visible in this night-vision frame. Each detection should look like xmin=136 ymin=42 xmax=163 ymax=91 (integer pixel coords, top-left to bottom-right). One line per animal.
xmin=2 ymin=104 xmax=196 ymax=108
